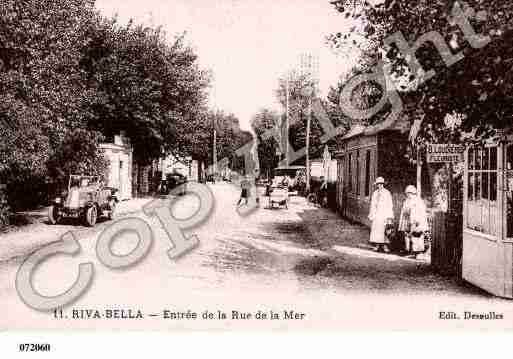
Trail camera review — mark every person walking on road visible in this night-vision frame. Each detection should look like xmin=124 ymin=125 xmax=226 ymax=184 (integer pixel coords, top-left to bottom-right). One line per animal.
xmin=237 ymin=176 xmax=251 ymax=207
xmin=318 ymin=176 xmax=328 ymax=207
xmin=368 ymin=177 xmax=394 ymax=252
xmin=264 ymin=179 xmax=273 ymax=208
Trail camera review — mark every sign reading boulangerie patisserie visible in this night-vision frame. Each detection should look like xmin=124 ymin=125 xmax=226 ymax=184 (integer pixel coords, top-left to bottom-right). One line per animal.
xmin=427 ymin=143 xmax=465 ymax=163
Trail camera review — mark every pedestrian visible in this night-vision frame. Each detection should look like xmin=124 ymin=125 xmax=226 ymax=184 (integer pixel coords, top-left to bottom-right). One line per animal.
xmin=368 ymin=177 xmax=394 ymax=252
xmin=237 ymin=176 xmax=250 ymax=207
xmin=398 ymin=185 xmax=429 ymax=257
xmin=281 ymin=176 xmax=289 ymax=189
xmin=319 ymin=176 xmax=328 ymax=207
xmin=264 ymin=179 xmax=273 ymax=209
xmin=254 ymin=176 xmax=260 ymax=207
xmin=265 ymin=179 xmax=273 ymax=196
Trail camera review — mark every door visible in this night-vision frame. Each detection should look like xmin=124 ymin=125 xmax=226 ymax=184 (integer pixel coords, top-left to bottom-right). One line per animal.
xmin=119 ymin=160 xmax=125 ymax=199
xmin=462 ymin=144 xmax=509 ymax=297
xmin=505 ymin=144 xmax=513 ymax=239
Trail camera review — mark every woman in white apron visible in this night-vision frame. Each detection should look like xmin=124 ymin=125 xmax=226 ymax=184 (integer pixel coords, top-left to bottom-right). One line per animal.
xmin=368 ymin=177 xmax=394 ymax=252
xmin=398 ymin=185 xmax=429 ymax=257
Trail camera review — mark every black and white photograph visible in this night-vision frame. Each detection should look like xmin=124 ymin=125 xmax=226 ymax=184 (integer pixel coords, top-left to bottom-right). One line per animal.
xmin=2 ymin=0 xmax=513 ymax=342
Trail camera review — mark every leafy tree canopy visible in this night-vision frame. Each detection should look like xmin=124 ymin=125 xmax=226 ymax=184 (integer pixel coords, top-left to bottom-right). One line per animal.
xmin=81 ymin=17 xmax=211 ymax=163
xmin=328 ymin=0 xmax=513 ymax=145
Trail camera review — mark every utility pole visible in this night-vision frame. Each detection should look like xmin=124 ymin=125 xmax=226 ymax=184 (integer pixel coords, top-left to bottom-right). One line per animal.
xmin=212 ymin=83 xmax=218 ymax=182
xmin=285 ymin=76 xmax=288 ymax=166
xmin=306 ymin=96 xmax=312 ymax=193
xmin=416 ymin=146 xmax=422 ymax=198
xmin=300 ymin=52 xmax=319 ymax=194
xmin=213 ymin=112 xmax=217 ymax=180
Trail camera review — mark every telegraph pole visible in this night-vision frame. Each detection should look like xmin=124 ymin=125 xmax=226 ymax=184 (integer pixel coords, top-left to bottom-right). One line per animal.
xmin=213 ymin=112 xmax=217 ymax=181
xmin=212 ymin=83 xmax=218 ymax=182
xmin=285 ymin=73 xmax=290 ymax=167
xmin=306 ymin=96 xmax=312 ymax=193
xmin=300 ymin=53 xmax=319 ymax=194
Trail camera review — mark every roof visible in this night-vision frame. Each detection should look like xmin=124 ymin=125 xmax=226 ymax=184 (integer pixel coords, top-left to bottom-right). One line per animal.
xmin=341 ymin=110 xmax=409 ymax=141
xmin=275 ymin=165 xmax=306 ymax=170
xmin=341 ymin=124 xmax=366 ymax=140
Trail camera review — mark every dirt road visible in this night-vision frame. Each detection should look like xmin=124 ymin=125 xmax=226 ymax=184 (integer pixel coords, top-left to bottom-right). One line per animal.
xmin=0 ymin=182 xmax=509 ymax=331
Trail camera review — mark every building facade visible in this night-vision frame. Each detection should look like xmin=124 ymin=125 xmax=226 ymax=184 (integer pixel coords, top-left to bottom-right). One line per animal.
xmin=160 ymin=155 xmax=199 ymax=182
xmin=334 ymin=115 xmax=417 ymax=226
xmin=462 ymin=131 xmax=513 ymax=298
xmin=100 ymin=133 xmax=133 ymax=200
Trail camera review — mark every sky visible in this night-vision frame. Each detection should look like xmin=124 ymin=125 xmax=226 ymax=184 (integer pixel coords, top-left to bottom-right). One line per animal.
xmin=95 ymin=0 xmax=357 ymax=130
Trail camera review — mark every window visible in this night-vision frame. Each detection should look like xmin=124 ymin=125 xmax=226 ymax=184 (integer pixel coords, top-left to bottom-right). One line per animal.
xmin=467 ymin=146 xmax=498 ymax=235
xmin=337 ymin=158 xmax=344 ymax=206
xmin=356 ymin=150 xmax=361 ymax=196
xmin=365 ymin=150 xmax=371 ymax=197
xmin=347 ymin=153 xmax=353 ymax=193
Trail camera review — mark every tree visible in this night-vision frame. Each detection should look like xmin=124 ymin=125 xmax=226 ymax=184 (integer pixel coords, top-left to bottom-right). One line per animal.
xmin=251 ymin=108 xmax=282 ymax=176
xmin=328 ymin=0 xmax=513 ymax=142
xmin=174 ymin=107 xmax=252 ymax=178
xmin=0 ymin=0 xmax=102 ymax=210
xmin=275 ymin=72 xmax=349 ymax=165
xmin=46 ymin=128 xmax=109 ymax=193
xmin=0 ymin=0 xmax=211 ymax=211
xmin=80 ymin=18 xmax=211 ymax=164
xmin=276 ymin=72 xmax=314 ymax=123
xmin=211 ymin=110 xmax=253 ymax=173
xmin=327 ymin=0 xmax=513 ymax=211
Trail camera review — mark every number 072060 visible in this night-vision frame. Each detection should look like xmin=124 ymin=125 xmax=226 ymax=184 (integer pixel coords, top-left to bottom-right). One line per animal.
xmin=18 ymin=344 xmax=51 ymax=352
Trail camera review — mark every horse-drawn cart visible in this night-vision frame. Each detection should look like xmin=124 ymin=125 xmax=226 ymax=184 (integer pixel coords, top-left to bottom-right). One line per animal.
xmin=268 ymin=186 xmax=289 ymax=209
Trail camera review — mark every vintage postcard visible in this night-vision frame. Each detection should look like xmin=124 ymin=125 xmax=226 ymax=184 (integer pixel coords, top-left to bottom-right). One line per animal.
xmin=2 ymin=0 xmax=513 ymax=336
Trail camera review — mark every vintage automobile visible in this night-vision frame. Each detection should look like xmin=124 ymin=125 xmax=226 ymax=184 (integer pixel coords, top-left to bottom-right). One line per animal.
xmin=48 ymin=175 xmax=118 ymax=227
xmin=160 ymin=172 xmax=187 ymax=195
xmin=268 ymin=185 xmax=289 ymax=209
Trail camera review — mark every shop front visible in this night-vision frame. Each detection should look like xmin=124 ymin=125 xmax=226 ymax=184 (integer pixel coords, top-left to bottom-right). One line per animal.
xmin=334 ymin=115 xmax=416 ymax=226
xmin=462 ymin=136 xmax=513 ymax=298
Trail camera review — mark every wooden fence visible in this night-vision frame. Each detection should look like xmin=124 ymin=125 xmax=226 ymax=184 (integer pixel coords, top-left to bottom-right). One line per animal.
xmin=431 ymin=211 xmax=463 ymax=277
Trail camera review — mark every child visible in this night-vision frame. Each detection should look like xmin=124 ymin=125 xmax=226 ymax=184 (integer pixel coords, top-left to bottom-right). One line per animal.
xmin=237 ymin=177 xmax=250 ymax=206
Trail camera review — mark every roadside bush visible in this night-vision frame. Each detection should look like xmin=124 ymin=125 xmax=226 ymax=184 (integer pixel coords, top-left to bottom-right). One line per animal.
xmin=0 ymin=129 xmax=109 ymax=212
xmin=4 ymin=171 xmax=47 ymax=211
xmin=0 ymin=185 xmax=10 ymax=226
xmin=46 ymin=128 xmax=109 ymax=196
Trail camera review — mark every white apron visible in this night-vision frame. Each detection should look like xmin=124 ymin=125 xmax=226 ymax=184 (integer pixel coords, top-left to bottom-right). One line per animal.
xmin=368 ymin=188 xmax=394 ymax=244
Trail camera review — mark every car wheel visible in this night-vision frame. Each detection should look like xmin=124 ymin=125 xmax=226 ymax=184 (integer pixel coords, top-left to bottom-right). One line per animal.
xmin=85 ymin=206 xmax=98 ymax=227
xmin=48 ymin=205 xmax=61 ymax=225
xmin=107 ymin=200 xmax=116 ymax=220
